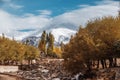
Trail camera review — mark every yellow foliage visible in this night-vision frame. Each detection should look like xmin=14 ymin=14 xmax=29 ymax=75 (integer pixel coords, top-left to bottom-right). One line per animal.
xmin=0 ymin=36 xmax=39 ymax=65
xmin=53 ymin=47 xmax=62 ymax=58
xmin=63 ymin=16 xmax=120 ymax=74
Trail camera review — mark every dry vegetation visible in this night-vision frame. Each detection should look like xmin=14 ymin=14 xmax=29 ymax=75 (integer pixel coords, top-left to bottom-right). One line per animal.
xmin=0 ymin=35 xmax=39 ymax=65
xmin=63 ymin=16 xmax=120 ymax=74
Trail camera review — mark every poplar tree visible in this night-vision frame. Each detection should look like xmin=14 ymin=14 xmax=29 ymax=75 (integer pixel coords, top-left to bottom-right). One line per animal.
xmin=47 ymin=33 xmax=55 ymax=56
xmin=38 ymin=30 xmax=47 ymax=53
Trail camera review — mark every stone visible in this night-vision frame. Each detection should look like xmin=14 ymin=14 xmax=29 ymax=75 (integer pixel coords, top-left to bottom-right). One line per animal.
xmin=52 ymin=78 xmax=60 ymax=80
xmin=41 ymin=69 xmax=49 ymax=73
xmin=51 ymin=73 xmax=57 ymax=78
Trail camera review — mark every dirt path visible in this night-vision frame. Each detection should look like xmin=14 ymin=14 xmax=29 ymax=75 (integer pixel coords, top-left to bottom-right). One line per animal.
xmin=0 ymin=74 xmax=19 ymax=80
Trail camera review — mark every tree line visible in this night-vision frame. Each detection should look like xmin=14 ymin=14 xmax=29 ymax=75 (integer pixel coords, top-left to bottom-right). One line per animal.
xmin=0 ymin=30 xmax=63 ymax=66
xmin=63 ymin=16 xmax=120 ymax=74
xmin=0 ymin=34 xmax=39 ymax=65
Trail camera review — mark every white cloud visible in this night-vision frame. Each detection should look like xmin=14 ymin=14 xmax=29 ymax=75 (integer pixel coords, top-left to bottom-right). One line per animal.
xmin=0 ymin=0 xmax=119 ymax=40
xmin=49 ymin=0 xmax=118 ymax=30
xmin=9 ymin=3 xmax=23 ymax=9
xmin=78 ymin=4 xmax=90 ymax=8
xmin=37 ymin=10 xmax=52 ymax=15
xmin=0 ymin=10 xmax=52 ymax=39
xmin=1 ymin=0 xmax=23 ymax=10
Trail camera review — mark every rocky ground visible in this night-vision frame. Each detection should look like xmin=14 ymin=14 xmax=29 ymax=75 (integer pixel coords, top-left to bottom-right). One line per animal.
xmin=3 ymin=59 xmax=120 ymax=80
xmin=10 ymin=59 xmax=72 ymax=80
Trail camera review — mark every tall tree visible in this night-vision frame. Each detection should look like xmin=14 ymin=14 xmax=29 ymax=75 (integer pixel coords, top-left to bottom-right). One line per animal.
xmin=38 ymin=30 xmax=47 ymax=54
xmin=47 ymin=33 xmax=55 ymax=56
xmin=60 ymin=42 xmax=64 ymax=52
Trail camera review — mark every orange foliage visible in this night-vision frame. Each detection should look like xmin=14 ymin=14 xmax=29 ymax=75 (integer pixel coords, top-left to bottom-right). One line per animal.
xmin=53 ymin=47 xmax=62 ymax=58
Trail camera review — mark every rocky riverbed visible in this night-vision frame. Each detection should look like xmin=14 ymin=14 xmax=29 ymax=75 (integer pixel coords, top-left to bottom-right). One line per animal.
xmin=3 ymin=59 xmax=120 ymax=80
xmin=17 ymin=59 xmax=72 ymax=80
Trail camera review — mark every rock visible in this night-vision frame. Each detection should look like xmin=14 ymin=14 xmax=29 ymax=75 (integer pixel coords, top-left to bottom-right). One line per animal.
xmin=51 ymin=73 xmax=57 ymax=78
xmin=31 ymin=70 xmax=38 ymax=74
xmin=17 ymin=71 xmax=23 ymax=75
xmin=41 ymin=69 xmax=49 ymax=73
xmin=13 ymin=59 xmax=71 ymax=80
xmin=52 ymin=78 xmax=60 ymax=80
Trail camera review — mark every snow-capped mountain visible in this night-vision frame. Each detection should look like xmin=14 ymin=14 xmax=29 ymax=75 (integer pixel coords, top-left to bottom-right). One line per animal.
xmin=22 ymin=36 xmax=40 ymax=47
xmin=22 ymin=28 xmax=76 ymax=47
xmin=51 ymin=28 xmax=76 ymax=45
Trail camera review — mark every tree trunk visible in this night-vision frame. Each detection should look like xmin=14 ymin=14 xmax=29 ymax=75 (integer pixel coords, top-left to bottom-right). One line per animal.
xmin=104 ymin=59 xmax=107 ymax=68
xmin=86 ymin=60 xmax=92 ymax=70
xmin=109 ymin=58 xmax=113 ymax=68
xmin=92 ymin=60 xmax=95 ymax=68
xmin=113 ymin=58 xmax=117 ymax=67
xmin=101 ymin=60 xmax=104 ymax=69
xmin=97 ymin=60 xmax=99 ymax=69
xmin=28 ymin=60 xmax=30 ymax=65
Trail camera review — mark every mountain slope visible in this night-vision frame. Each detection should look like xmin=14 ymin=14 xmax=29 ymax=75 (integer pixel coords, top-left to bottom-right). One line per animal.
xmin=22 ymin=28 xmax=76 ymax=47
xmin=51 ymin=28 xmax=76 ymax=45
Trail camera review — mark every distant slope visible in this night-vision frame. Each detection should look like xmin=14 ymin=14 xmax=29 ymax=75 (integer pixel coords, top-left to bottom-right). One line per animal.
xmin=22 ymin=28 xmax=76 ymax=47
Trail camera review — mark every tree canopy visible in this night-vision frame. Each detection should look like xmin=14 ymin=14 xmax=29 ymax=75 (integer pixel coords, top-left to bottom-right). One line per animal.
xmin=0 ymin=36 xmax=39 ymax=65
xmin=63 ymin=16 xmax=120 ymax=74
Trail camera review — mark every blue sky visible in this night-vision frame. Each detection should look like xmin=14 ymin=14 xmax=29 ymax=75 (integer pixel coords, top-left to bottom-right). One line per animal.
xmin=17 ymin=0 xmax=98 ymax=16
xmin=0 ymin=0 xmax=119 ymax=40
xmin=1 ymin=0 xmax=102 ymax=16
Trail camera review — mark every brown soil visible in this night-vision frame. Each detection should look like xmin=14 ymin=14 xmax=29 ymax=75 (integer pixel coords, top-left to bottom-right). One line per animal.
xmin=0 ymin=74 xmax=21 ymax=80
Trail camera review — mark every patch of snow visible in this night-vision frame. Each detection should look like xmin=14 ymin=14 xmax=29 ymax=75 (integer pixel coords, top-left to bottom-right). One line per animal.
xmin=21 ymin=28 xmax=76 ymax=47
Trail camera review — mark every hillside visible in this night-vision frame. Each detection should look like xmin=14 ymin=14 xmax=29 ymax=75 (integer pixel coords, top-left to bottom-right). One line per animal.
xmin=22 ymin=28 xmax=76 ymax=47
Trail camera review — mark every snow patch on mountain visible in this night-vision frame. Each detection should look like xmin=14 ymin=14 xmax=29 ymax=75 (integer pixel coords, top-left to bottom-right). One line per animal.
xmin=51 ymin=28 xmax=76 ymax=44
xmin=22 ymin=36 xmax=40 ymax=47
xmin=22 ymin=28 xmax=76 ymax=47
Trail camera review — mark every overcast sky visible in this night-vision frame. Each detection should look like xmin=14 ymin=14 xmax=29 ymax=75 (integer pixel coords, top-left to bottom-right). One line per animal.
xmin=0 ymin=0 xmax=119 ymax=39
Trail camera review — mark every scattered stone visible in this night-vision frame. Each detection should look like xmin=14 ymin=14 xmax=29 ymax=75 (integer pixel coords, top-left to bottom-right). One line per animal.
xmin=52 ymin=78 xmax=60 ymax=80
xmin=41 ymin=69 xmax=49 ymax=73
xmin=15 ymin=59 xmax=70 ymax=80
xmin=4 ymin=58 xmax=120 ymax=80
xmin=51 ymin=73 xmax=57 ymax=78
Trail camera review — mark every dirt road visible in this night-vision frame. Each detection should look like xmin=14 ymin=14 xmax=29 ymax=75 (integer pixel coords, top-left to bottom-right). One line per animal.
xmin=0 ymin=74 xmax=20 ymax=80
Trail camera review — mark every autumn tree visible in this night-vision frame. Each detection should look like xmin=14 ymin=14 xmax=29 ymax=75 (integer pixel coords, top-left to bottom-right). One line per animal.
xmin=47 ymin=33 xmax=55 ymax=57
xmin=60 ymin=42 xmax=64 ymax=52
xmin=24 ymin=45 xmax=39 ymax=65
xmin=38 ymin=30 xmax=47 ymax=54
xmin=63 ymin=16 xmax=120 ymax=74
xmin=53 ymin=47 xmax=62 ymax=58
xmin=0 ymin=35 xmax=39 ymax=65
xmin=86 ymin=17 xmax=120 ymax=67
xmin=63 ymin=28 xmax=98 ymax=74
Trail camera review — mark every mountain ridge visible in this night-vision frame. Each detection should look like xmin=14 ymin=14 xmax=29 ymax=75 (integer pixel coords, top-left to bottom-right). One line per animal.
xmin=22 ymin=28 xmax=76 ymax=47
